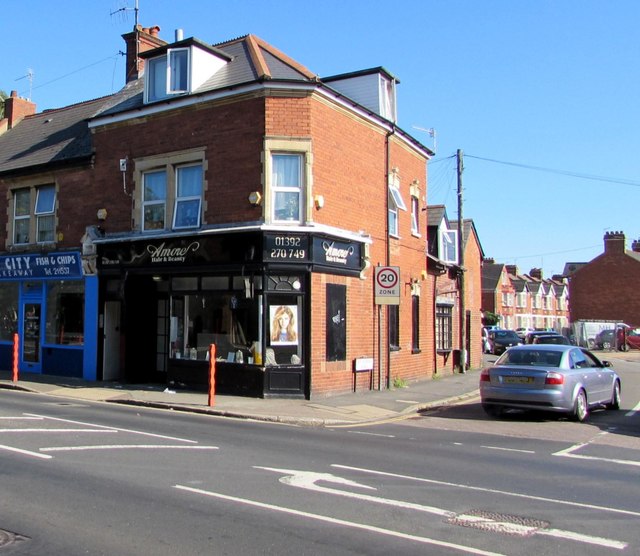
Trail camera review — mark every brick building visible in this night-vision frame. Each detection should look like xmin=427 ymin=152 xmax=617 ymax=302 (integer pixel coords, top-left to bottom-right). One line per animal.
xmin=569 ymin=231 xmax=640 ymax=328
xmin=0 ymin=25 xmax=485 ymax=397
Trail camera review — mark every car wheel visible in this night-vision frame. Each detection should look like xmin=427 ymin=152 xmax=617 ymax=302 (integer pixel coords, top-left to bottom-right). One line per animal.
xmin=571 ymin=389 xmax=589 ymax=422
xmin=482 ymin=403 xmax=503 ymax=418
xmin=607 ymin=381 xmax=621 ymax=410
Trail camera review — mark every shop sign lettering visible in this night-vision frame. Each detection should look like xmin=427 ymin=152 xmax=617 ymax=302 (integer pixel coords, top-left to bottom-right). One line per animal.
xmin=0 ymin=252 xmax=82 ymax=279
xmin=147 ymin=241 xmax=200 ymax=263
xmin=321 ymin=241 xmax=355 ymax=265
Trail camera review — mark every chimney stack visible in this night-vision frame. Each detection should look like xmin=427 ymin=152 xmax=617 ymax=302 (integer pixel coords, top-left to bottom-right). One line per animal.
xmin=632 ymin=238 xmax=640 ymax=252
xmin=2 ymin=90 xmax=36 ymax=129
xmin=604 ymin=231 xmax=626 ymax=255
xmin=505 ymin=265 xmax=519 ymax=276
xmin=122 ymin=25 xmax=166 ymax=83
xmin=529 ymin=268 xmax=543 ymax=280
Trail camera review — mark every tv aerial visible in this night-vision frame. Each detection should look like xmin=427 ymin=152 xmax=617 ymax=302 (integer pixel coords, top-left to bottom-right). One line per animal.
xmin=15 ymin=68 xmax=34 ymax=101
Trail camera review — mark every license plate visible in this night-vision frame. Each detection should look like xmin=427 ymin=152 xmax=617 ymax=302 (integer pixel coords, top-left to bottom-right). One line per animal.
xmin=503 ymin=376 xmax=534 ymax=384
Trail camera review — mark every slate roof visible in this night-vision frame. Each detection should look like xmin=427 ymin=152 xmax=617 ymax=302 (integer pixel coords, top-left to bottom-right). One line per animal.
xmin=0 ymin=81 xmax=142 ymax=175
xmin=481 ymin=262 xmax=505 ymax=291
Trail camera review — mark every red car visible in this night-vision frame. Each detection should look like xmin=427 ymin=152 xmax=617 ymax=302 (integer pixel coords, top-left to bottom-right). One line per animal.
xmin=626 ymin=331 xmax=640 ymax=349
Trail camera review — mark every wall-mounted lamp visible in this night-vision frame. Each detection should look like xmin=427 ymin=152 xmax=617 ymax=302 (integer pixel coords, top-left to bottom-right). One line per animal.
xmin=248 ymin=191 xmax=262 ymax=206
xmin=314 ymin=194 xmax=325 ymax=209
xmin=421 ymin=270 xmax=428 ymax=281
xmin=97 ymin=208 xmax=108 ymax=221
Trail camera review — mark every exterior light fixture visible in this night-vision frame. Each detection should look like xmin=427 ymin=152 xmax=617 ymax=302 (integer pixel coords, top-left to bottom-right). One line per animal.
xmin=248 ymin=191 xmax=262 ymax=205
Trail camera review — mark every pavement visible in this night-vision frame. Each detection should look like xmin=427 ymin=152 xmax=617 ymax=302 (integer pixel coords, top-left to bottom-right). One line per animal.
xmin=1 ymin=350 xmax=637 ymax=426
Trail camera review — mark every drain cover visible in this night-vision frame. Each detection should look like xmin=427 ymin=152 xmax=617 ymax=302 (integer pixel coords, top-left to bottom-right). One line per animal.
xmin=447 ymin=509 xmax=550 ymax=537
xmin=0 ymin=529 xmax=29 ymax=548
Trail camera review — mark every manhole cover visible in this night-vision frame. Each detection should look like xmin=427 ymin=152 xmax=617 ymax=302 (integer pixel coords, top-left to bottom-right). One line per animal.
xmin=447 ymin=509 xmax=550 ymax=537
xmin=0 ymin=529 xmax=29 ymax=548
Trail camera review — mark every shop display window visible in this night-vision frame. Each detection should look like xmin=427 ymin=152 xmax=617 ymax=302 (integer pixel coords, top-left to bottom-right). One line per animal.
xmin=266 ymin=295 xmax=303 ymax=366
xmin=0 ymin=283 xmax=19 ymax=342
xmin=169 ymin=287 xmax=260 ymax=364
xmin=45 ymin=280 xmax=85 ymax=345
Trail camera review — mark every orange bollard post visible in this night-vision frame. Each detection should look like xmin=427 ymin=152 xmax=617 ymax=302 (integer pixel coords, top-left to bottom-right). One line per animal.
xmin=12 ymin=333 xmax=19 ymax=383
xmin=208 ymin=344 xmax=216 ymax=407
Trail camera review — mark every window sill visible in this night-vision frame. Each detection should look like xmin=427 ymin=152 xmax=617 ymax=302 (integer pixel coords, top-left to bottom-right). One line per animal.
xmin=436 ymin=349 xmax=452 ymax=354
xmin=390 ymin=345 xmax=401 ymax=352
xmin=411 ymin=348 xmax=421 ymax=354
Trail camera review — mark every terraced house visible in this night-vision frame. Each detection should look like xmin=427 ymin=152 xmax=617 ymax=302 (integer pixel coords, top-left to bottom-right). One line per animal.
xmin=0 ymin=24 xmax=483 ymax=398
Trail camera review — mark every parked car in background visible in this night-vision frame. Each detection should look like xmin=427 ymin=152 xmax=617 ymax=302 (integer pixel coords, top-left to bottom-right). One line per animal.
xmin=479 ymin=344 xmax=621 ymax=422
xmin=626 ymin=330 xmax=640 ymax=349
xmin=515 ymin=327 xmax=535 ymax=340
xmin=482 ymin=326 xmax=500 ymax=353
xmin=594 ymin=329 xmax=616 ymax=350
xmin=487 ymin=329 xmax=522 ymax=355
xmin=532 ymin=334 xmax=571 ymax=345
xmin=524 ymin=331 xmax=559 ymax=344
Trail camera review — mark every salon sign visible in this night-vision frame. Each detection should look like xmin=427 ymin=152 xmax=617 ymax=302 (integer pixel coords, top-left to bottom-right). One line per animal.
xmin=0 ymin=251 xmax=82 ymax=280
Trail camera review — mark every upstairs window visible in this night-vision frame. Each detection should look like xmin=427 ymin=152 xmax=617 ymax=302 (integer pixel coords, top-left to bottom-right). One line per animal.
xmin=13 ymin=188 xmax=31 ymax=245
xmin=411 ymin=195 xmax=420 ymax=235
xmin=12 ymin=185 xmax=56 ymax=245
xmin=272 ymin=153 xmax=303 ymax=223
xmin=146 ymin=48 xmax=190 ymax=103
xmin=35 ymin=185 xmax=56 ymax=243
xmin=139 ymin=157 xmax=204 ymax=233
xmin=388 ymin=174 xmax=406 ymax=238
xmin=173 ymin=164 xmax=202 ymax=229
xmin=439 ymin=229 xmax=458 ymax=263
xmin=143 ymin=170 xmax=168 ymax=231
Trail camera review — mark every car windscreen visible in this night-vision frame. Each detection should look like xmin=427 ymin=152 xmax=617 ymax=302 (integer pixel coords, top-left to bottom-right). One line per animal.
xmin=494 ymin=331 xmax=519 ymax=340
xmin=497 ymin=349 xmax=562 ymax=367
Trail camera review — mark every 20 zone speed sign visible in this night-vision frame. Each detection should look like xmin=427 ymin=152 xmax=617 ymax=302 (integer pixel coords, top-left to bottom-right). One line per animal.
xmin=374 ymin=265 xmax=400 ymax=305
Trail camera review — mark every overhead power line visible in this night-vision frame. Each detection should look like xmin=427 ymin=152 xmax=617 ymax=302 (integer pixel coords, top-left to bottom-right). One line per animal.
xmin=465 ymin=154 xmax=640 ymax=187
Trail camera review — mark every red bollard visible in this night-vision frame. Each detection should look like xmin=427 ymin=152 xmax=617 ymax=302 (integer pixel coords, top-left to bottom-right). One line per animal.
xmin=208 ymin=344 xmax=216 ymax=407
xmin=12 ymin=333 xmax=19 ymax=383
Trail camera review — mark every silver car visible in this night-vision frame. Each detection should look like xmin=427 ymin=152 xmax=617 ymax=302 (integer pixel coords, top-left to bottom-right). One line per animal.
xmin=479 ymin=344 xmax=621 ymax=421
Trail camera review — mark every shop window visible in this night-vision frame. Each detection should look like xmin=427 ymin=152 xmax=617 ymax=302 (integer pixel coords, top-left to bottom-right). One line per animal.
xmin=45 ymin=280 xmax=85 ymax=345
xmin=169 ymin=290 xmax=258 ymax=364
xmin=12 ymin=185 xmax=57 ymax=245
xmin=436 ymin=304 xmax=453 ymax=351
xmin=0 ymin=283 xmax=19 ymax=342
xmin=326 ymin=284 xmax=346 ymax=361
xmin=266 ymin=296 xmax=302 ymax=366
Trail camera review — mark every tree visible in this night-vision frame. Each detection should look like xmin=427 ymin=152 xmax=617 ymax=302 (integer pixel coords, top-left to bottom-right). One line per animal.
xmin=0 ymin=90 xmax=8 ymax=120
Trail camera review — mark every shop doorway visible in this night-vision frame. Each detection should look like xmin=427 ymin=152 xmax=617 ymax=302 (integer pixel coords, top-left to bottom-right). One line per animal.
xmin=22 ymin=302 xmax=42 ymax=372
xmin=103 ymin=301 xmax=122 ymax=381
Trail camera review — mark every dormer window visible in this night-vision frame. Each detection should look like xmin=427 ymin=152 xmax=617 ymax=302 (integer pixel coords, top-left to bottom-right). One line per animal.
xmin=147 ymin=48 xmax=190 ymax=102
xmin=142 ymin=40 xmax=231 ymax=104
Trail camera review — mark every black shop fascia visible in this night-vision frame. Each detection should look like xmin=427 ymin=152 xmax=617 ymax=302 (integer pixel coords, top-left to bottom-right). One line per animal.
xmin=95 ymin=229 xmax=364 ymax=398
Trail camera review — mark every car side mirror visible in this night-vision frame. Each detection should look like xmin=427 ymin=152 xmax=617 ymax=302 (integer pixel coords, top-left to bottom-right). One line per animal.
xmin=602 ymin=361 xmax=612 ymax=367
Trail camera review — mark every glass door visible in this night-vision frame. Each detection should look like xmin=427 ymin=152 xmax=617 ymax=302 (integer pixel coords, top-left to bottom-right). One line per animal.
xmin=22 ymin=302 xmax=42 ymax=371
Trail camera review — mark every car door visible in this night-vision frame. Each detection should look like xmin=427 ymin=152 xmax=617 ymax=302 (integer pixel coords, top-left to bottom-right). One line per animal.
xmin=583 ymin=350 xmax=614 ymax=403
xmin=569 ymin=349 xmax=600 ymax=403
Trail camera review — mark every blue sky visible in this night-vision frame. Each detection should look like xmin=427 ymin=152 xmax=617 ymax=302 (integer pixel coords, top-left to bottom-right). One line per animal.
xmin=3 ymin=0 xmax=639 ymax=278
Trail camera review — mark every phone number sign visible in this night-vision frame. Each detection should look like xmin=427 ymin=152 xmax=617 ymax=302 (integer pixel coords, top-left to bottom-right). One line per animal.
xmin=374 ymin=266 xmax=400 ymax=305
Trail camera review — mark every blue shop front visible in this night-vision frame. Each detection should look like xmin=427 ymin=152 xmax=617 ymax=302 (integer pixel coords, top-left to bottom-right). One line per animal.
xmin=0 ymin=251 xmax=98 ymax=379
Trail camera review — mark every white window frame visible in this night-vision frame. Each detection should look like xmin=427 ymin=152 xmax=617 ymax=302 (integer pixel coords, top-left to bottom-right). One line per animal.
xmin=410 ymin=195 xmax=420 ymax=235
xmin=172 ymin=164 xmax=202 ymax=229
xmin=142 ymin=169 xmax=168 ymax=231
xmin=168 ymin=48 xmax=190 ymax=94
xmin=388 ymin=174 xmax=406 ymax=238
xmin=271 ymin=153 xmax=304 ymax=224
xmin=35 ymin=185 xmax=56 ymax=243
xmin=13 ymin=188 xmax=31 ymax=245
xmin=439 ymin=228 xmax=458 ymax=264
xmin=146 ymin=48 xmax=191 ymax=103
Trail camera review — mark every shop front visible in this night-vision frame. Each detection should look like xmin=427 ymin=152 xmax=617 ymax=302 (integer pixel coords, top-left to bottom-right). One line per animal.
xmin=0 ymin=251 xmax=98 ymax=379
xmin=96 ymin=230 xmax=363 ymax=398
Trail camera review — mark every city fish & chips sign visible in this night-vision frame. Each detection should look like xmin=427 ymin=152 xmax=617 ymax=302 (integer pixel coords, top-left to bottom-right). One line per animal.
xmin=0 ymin=252 xmax=82 ymax=279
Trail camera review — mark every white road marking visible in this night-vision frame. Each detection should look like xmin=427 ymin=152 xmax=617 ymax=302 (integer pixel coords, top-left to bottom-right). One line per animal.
xmin=0 ymin=428 xmax=116 ymax=433
xmin=348 ymin=431 xmax=395 ymax=438
xmin=0 ymin=444 xmax=52 ymax=459
xmin=259 ymin=467 xmax=627 ymax=550
xmin=24 ymin=413 xmax=197 ymax=443
xmin=40 ymin=445 xmax=219 ymax=452
xmin=624 ymin=401 xmax=640 ymax=417
xmin=173 ymin=484 xmax=505 ymax=556
xmin=553 ymin=429 xmax=640 ymax=467
xmin=480 ymin=445 xmax=535 ymax=454
xmin=332 ymin=464 xmax=640 ymax=518
xmin=0 ymin=416 xmax=43 ymax=420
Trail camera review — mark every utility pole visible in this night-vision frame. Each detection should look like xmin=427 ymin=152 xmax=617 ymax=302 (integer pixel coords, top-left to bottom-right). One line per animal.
xmin=457 ymin=149 xmax=466 ymax=373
